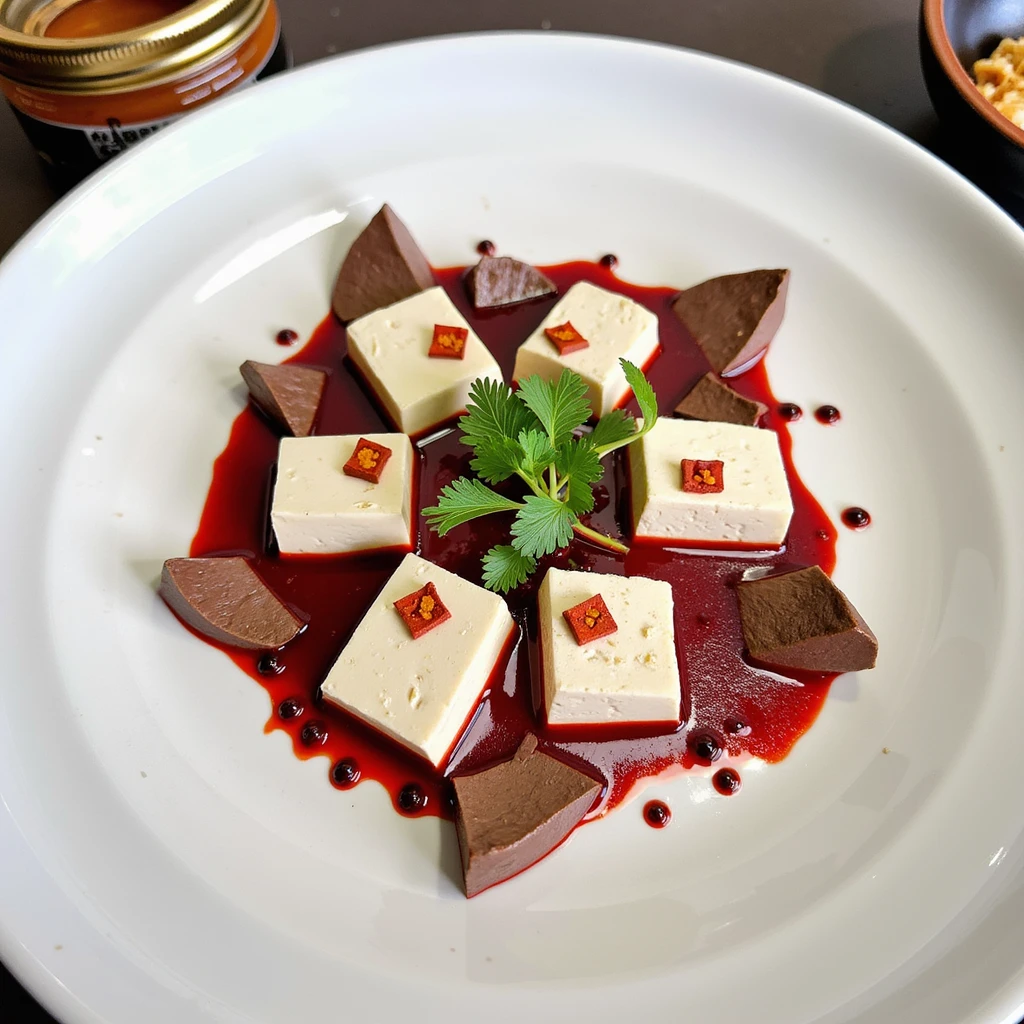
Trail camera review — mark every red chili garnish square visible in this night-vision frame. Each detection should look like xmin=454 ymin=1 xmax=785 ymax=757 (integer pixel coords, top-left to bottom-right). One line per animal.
xmin=343 ymin=438 xmax=392 ymax=484
xmin=544 ymin=321 xmax=589 ymax=355
xmin=394 ymin=582 xmax=452 ymax=639
xmin=681 ymin=459 xmax=724 ymax=494
xmin=563 ymin=593 xmax=617 ymax=646
xmin=428 ymin=323 xmax=469 ymax=359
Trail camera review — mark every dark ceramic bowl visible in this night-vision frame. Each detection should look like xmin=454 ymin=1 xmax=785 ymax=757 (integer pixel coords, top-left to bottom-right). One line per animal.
xmin=921 ymin=0 xmax=1024 ymax=196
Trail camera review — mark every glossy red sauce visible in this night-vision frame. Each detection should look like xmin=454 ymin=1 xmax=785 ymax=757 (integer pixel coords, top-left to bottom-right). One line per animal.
xmin=643 ymin=800 xmax=672 ymax=828
xmin=188 ymin=260 xmax=838 ymax=820
xmin=712 ymin=767 xmax=742 ymax=795
xmin=841 ymin=506 xmax=871 ymax=530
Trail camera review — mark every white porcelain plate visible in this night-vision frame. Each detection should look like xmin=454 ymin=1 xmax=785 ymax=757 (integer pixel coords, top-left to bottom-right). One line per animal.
xmin=2 ymin=32 xmax=1024 ymax=1024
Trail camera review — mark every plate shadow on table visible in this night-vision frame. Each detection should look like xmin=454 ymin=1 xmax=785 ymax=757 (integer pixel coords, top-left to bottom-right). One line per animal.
xmin=823 ymin=18 xmax=1024 ymax=222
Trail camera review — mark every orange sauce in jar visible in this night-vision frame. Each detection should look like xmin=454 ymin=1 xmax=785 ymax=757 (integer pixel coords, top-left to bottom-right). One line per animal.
xmin=44 ymin=0 xmax=192 ymax=37
xmin=0 ymin=0 xmax=287 ymax=187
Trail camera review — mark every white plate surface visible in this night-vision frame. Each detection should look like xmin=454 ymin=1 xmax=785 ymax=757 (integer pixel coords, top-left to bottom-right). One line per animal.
xmin=1 ymin=32 xmax=1024 ymax=1024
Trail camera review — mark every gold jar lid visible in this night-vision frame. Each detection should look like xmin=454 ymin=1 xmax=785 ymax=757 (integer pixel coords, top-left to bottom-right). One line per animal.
xmin=0 ymin=0 xmax=270 ymax=93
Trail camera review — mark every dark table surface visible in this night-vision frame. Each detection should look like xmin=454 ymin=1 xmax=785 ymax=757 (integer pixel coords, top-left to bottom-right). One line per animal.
xmin=0 ymin=0 xmax=1018 ymax=1021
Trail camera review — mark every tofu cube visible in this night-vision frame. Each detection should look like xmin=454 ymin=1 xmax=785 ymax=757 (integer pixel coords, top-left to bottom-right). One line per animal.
xmin=346 ymin=286 xmax=503 ymax=436
xmin=271 ymin=434 xmax=414 ymax=555
xmin=539 ymin=568 xmax=681 ymax=727
xmin=512 ymin=281 xmax=660 ymax=417
xmin=631 ymin=418 xmax=793 ymax=548
xmin=321 ymin=553 xmax=516 ymax=767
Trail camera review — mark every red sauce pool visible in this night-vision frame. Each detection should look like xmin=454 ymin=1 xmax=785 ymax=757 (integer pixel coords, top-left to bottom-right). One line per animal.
xmin=188 ymin=260 xmax=838 ymax=820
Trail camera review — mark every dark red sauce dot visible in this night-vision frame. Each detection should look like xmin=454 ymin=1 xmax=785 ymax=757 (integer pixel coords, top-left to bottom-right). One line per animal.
xmin=777 ymin=402 xmax=802 ymax=421
xmin=300 ymin=720 xmax=327 ymax=746
xmin=815 ymin=404 xmax=841 ymax=424
xmin=257 ymin=654 xmax=282 ymax=676
xmin=277 ymin=698 xmax=302 ymax=719
xmin=275 ymin=328 xmax=298 ymax=346
xmin=696 ymin=613 xmax=712 ymax=628
xmin=398 ymin=783 xmax=427 ymax=814
xmin=713 ymin=768 xmax=742 ymax=795
xmin=476 ymin=239 xmax=496 ymax=256
xmin=816 ymin=528 xmax=831 ymax=541
xmin=331 ymin=759 xmax=360 ymax=788
xmin=841 ymin=506 xmax=871 ymax=530
xmin=724 ymin=717 xmax=751 ymax=737
xmin=599 ymin=253 xmax=619 ymax=269
xmin=691 ymin=731 xmax=723 ymax=764
xmin=644 ymin=800 xmax=671 ymax=828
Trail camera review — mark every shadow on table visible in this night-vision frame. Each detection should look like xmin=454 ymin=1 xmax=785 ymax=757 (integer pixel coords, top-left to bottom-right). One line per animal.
xmin=823 ymin=17 xmax=1024 ymax=222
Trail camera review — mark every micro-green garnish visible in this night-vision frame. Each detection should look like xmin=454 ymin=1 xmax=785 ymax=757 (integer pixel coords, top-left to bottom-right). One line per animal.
xmin=422 ymin=360 xmax=658 ymax=592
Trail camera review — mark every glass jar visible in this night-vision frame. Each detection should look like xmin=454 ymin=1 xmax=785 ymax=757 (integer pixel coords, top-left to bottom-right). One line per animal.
xmin=0 ymin=0 xmax=288 ymax=188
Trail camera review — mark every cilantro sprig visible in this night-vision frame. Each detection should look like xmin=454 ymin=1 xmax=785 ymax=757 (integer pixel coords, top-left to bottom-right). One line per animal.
xmin=423 ymin=360 xmax=659 ymax=592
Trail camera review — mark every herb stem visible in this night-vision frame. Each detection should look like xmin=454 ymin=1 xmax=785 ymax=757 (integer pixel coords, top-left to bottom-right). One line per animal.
xmin=516 ymin=470 xmax=547 ymax=498
xmin=571 ymin=522 xmax=629 ymax=555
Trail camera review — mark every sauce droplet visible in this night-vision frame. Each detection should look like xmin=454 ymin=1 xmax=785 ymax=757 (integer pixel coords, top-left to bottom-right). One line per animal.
xmin=276 ymin=328 xmax=299 ymax=346
xmin=599 ymin=253 xmax=619 ymax=269
xmin=644 ymin=800 xmax=671 ymax=828
xmin=398 ymin=783 xmax=427 ymax=814
xmin=257 ymin=654 xmax=282 ymax=676
xmin=816 ymin=528 xmax=831 ymax=541
xmin=724 ymin=717 xmax=751 ymax=737
xmin=841 ymin=506 xmax=871 ymax=529
xmin=814 ymin=404 xmax=841 ymax=424
xmin=476 ymin=239 xmax=496 ymax=256
xmin=277 ymin=698 xmax=302 ymax=719
xmin=690 ymin=731 xmax=723 ymax=764
xmin=777 ymin=402 xmax=802 ymax=421
xmin=331 ymin=759 xmax=360 ymax=788
xmin=696 ymin=613 xmax=712 ymax=628
xmin=300 ymin=720 xmax=327 ymax=746
xmin=712 ymin=768 xmax=742 ymax=795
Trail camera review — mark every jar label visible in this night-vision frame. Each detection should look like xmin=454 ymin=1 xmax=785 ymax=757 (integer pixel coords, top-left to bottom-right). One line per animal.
xmin=83 ymin=116 xmax=176 ymax=161
xmin=4 ymin=29 xmax=289 ymax=191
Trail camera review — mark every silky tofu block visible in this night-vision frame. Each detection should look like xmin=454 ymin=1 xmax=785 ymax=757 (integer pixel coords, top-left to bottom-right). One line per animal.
xmin=539 ymin=568 xmax=681 ymax=726
xmin=631 ymin=418 xmax=793 ymax=547
xmin=512 ymin=281 xmax=659 ymax=417
xmin=321 ymin=554 xmax=515 ymax=767
xmin=345 ymin=286 xmax=503 ymax=436
xmin=271 ymin=434 xmax=414 ymax=555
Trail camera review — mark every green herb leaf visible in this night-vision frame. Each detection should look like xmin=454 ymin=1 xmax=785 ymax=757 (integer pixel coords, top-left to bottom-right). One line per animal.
xmin=481 ymin=544 xmax=537 ymax=593
xmin=564 ymin=475 xmax=596 ymax=515
xmin=555 ymin=438 xmax=603 ymax=515
xmin=518 ymin=429 xmax=557 ymax=479
xmin=510 ymin=494 xmax=577 ymax=558
xmin=460 ymin=377 xmax=541 ymax=462
xmin=555 ymin=438 xmax=602 ymax=485
xmin=515 ymin=369 xmax=592 ymax=447
xmin=470 ymin=436 xmax=525 ymax=485
xmin=589 ymin=408 xmax=637 ymax=451
xmin=422 ymin=477 xmax=522 ymax=535
xmin=621 ymin=358 xmax=658 ymax=435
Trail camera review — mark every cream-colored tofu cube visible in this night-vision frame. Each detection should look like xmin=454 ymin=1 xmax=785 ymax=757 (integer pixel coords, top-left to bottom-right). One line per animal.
xmin=539 ymin=568 xmax=681 ymax=726
xmin=512 ymin=281 xmax=660 ymax=417
xmin=630 ymin=418 xmax=793 ymax=548
xmin=345 ymin=286 xmax=503 ymax=436
xmin=321 ymin=553 xmax=516 ymax=767
xmin=271 ymin=434 xmax=414 ymax=555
